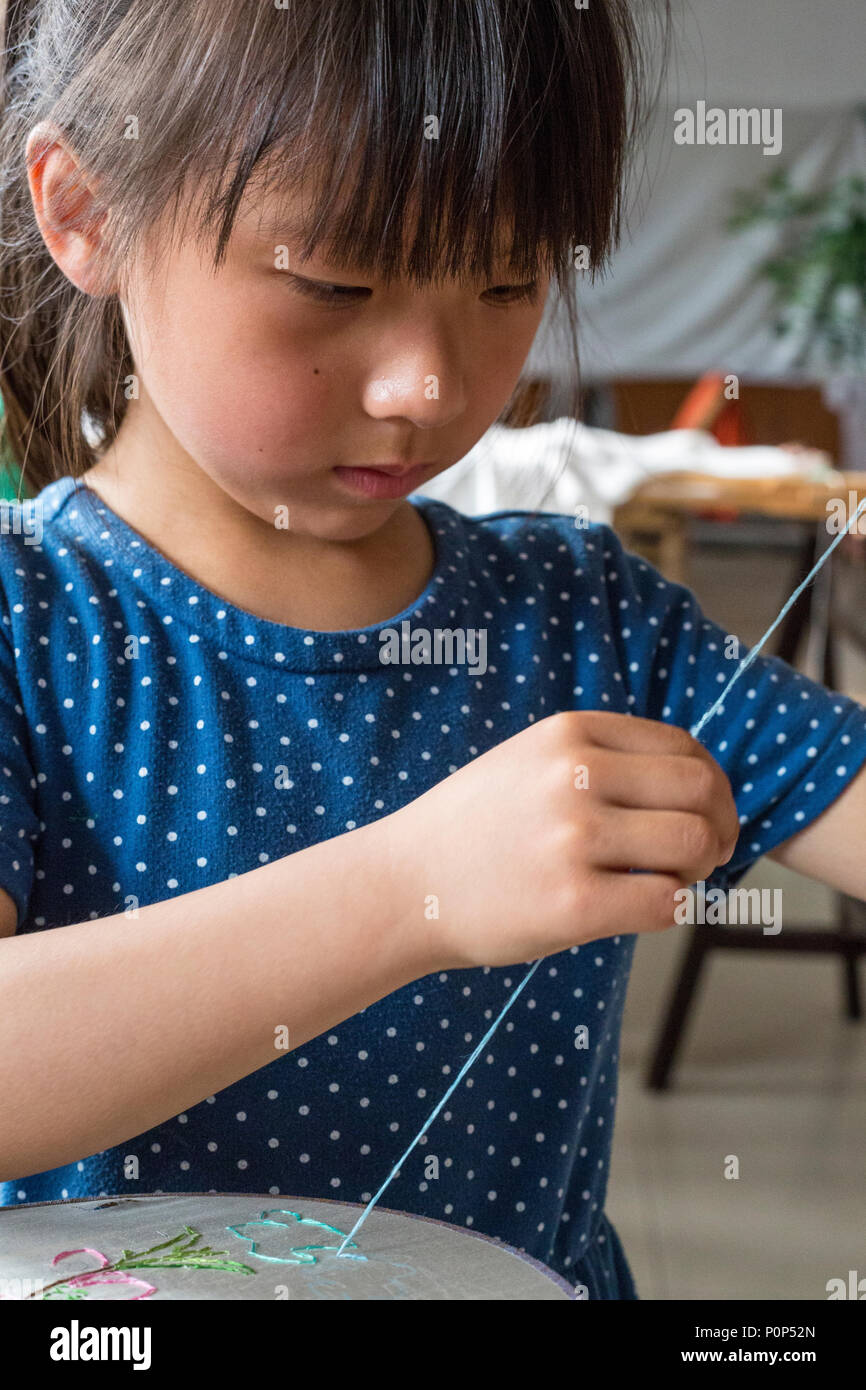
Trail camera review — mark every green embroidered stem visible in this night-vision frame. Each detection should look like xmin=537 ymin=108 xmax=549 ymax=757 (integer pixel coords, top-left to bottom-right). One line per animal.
xmin=27 ymin=1273 xmax=94 ymax=1299
xmin=115 ymin=1252 xmax=254 ymax=1273
xmin=113 ymin=1226 xmax=255 ymax=1274
xmin=26 ymin=1226 xmax=255 ymax=1298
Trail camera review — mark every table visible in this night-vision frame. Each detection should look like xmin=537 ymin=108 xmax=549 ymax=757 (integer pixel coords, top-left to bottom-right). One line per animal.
xmin=614 ymin=469 xmax=866 ymax=586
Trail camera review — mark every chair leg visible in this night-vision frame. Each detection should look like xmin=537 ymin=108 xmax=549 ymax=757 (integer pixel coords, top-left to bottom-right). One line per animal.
xmin=838 ymin=895 xmax=863 ymax=1021
xmin=843 ymin=955 xmax=861 ymax=1021
xmin=645 ymin=928 xmax=710 ymax=1091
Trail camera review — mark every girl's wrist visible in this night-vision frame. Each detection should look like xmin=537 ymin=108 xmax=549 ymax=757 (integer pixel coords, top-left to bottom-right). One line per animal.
xmin=358 ymin=810 xmax=453 ymax=981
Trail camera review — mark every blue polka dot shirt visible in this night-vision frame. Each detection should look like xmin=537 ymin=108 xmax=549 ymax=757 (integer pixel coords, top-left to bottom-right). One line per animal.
xmin=2 ymin=475 xmax=866 ymax=1300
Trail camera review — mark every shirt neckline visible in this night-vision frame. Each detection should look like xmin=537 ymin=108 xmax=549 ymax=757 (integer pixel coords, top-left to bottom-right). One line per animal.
xmin=44 ymin=475 xmax=469 ymax=673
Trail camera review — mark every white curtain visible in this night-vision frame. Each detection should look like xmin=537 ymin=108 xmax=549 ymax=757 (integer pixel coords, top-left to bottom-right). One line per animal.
xmin=528 ymin=105 xmax=866 ymax=388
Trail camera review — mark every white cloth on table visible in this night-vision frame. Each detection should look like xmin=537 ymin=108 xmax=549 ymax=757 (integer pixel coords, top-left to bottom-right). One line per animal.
xmin=415 ymin=420 xmax=836 ymax=525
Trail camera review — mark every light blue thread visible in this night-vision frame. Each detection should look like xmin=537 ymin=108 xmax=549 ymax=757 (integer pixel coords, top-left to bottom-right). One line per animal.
xmin=337 ymin=493 xmax=866 ymax=1256
xmin=227 ymin=1208 xmax=367 ymax=1264
xmin=335 ymin=958 xmax=543 ymax=1255
xmin=690 ymin=495 xmax=866 ymax=741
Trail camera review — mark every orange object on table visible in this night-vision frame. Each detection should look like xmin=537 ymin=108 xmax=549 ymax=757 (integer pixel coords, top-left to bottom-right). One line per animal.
xmin=671 ymin=372 xmax=749 ymax=448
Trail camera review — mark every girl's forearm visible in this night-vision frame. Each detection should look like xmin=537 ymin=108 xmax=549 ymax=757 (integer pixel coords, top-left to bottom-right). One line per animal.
xmin=0 ymin=815 xmax=435 ymax=1182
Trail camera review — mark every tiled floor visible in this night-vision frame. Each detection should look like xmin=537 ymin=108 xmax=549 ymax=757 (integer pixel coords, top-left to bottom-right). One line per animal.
xmin=607 ymin=534 xmax=866 ymax=1300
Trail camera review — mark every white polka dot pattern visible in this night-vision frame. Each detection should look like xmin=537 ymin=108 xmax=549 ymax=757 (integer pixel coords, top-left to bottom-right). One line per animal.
xmin=1 ymin=476 xmax=865 ymax=1299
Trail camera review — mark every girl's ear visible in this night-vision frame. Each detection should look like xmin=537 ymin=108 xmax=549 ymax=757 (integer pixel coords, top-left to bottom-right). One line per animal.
xmin=25 ymin=120 xmax=114 ymax=296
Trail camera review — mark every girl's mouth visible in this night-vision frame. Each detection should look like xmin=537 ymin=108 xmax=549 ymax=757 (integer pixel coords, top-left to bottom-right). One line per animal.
xmin=332 ymin=462 xmax=438 ymax=499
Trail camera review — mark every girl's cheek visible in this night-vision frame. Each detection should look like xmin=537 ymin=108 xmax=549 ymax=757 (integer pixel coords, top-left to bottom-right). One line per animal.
xmin=142 ymin=291 xmax=334 ymax=474
xmin=191 ymin=362 xmax=332 ymax=480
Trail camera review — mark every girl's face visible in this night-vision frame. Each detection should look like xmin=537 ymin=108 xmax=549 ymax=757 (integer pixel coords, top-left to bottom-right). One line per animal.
xmin=118 ymin=178 xmax=552 ymax=541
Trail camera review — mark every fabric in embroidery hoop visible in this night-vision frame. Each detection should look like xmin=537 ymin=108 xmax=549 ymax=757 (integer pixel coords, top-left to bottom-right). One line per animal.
xmin=0 ymin=1192 xmax=574 ymax=1301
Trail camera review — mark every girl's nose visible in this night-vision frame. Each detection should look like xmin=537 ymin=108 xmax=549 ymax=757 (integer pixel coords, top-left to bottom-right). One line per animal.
xmin=362 ymin=353 xmax=467 ymax=430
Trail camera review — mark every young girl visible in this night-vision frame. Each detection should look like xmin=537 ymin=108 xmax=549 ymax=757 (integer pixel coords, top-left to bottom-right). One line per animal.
xmin=0 ymin=0 xmax=864 ymax=1302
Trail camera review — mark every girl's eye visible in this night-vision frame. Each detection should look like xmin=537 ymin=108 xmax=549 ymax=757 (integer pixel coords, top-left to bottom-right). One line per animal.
xmin=283 ymin=274 xmax=540 ymax=307
xmin=482 ymin=282 xmax=540 ymax=306
xmin=287 ymin=275 xmax=371 ymax=305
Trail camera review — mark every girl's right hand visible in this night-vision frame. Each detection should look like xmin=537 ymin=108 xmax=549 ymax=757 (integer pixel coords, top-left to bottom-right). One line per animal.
xmin=383 ymin=710 xmax=741 ymax=970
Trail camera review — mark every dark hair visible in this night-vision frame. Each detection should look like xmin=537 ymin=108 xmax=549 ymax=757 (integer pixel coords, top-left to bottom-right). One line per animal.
xmin=0 ymin=0 xmax=671 ymax=498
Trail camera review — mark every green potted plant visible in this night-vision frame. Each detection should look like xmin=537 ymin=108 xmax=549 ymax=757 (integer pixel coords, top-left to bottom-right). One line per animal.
xmin=728 ymin=141 xmax=866 ymax=470
xmin=729 ymin=167 xmax=866 ymax=374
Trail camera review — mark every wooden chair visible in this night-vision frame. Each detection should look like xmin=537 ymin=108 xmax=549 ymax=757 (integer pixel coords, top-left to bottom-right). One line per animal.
xmin=646 ymin=521 xmax=866 ymax=1090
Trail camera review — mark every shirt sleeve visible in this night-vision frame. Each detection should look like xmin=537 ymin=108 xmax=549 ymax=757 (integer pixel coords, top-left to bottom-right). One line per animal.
xmin=0 ymin=573 xmax=41 ymax=929
xmin=591 ymin=524 xmax=866 ymax=893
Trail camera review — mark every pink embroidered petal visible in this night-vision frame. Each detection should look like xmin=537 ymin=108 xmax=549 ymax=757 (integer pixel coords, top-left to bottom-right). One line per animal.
xmin=52 ymin=1247 xmax=111 ymax=1268
xmin=48 ymin=1249 xmax=157 ymax=1299
xmin=64 ymin=1270 xmax=157 ymax=1299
